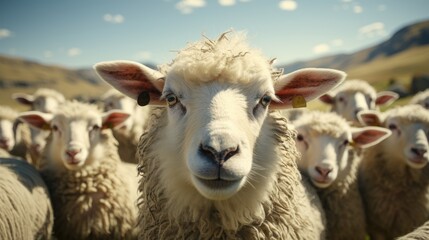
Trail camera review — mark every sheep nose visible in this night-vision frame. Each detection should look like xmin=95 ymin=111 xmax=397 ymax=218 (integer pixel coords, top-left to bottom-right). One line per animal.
xmin=411 ymin=147 xmax=428 ymax=157
xmin=199 ymin=144 xmax=239 ymax=165
xmin=66 ymin=149 xmax=81 ymax=158
xmin=315 ymin=166 xmax=332 ymax=178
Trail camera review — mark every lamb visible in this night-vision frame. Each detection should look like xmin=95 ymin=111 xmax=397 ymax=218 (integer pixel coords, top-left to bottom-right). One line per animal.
xmin=13 ymin=88 xmax=66 ymax=165
xmin=0 ymin=157 xmax=53 ymax=239
xmin=319 ymin=79 xmax=398 ymax=126
xmin=357 ymin=104 xmax=429 ymax=240
xmin=101 ymin=88 xmax=151 ymax=163
xmin=94 ymin=31 xmax=347 ymax=239
xmin=0 ymin=105 xmax=31 ymax=161
xmin=290 ymin=110 xmax=391 ymax=240
xmin=409 ymin=89 xmax=429 ymax=109
xmin=18 ymin=100 xmax=139 ymax=240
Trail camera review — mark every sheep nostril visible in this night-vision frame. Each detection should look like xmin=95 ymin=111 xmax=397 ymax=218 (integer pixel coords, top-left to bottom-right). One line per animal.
xmin=411 ymin=147 xmax=428 ymax=157
xmin=199 ymin=144 xmax=239 ymax=165
xmin=315 ymin=166 xmax=332 ymax=178
xmin=66 ymin=149 xmax=81 ymax=158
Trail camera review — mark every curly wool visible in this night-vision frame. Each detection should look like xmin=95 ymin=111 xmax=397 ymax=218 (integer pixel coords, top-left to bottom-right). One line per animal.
xmin=41 ymin=130 xmax=138 ymax=240
xmin=0 ymin=158 xmax=53 ymax=240
xmin=137 ymin=109 xmax=325 ymax=240
xmin=396 ymin=221 xmax=429 ymax=240
xmin=409 ymin=89 xmax=429 ymax=106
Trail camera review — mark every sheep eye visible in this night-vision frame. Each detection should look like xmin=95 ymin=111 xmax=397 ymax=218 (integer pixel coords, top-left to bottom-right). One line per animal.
xmin=166 ymin=93 xmax=178 ymax=107
xmin=91 ymin=125 xmax=100 ymax=131
xmin=388 ymin=123 xmax=397 ymax=130
xmin=52 ymin=125 xmax=58 ymax=131
xmin=338 ymin=96 xmax=345 ymax=102
xmin=260 ymin=94 xmax=272 ymax=108
xmin=297 ymin=134 xmax=304 ymax=141
xmin=343 ymin=139 xmax=349 ymax=146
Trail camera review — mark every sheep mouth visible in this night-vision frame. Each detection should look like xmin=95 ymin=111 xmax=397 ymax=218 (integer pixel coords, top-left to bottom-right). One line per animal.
xmin=195 ymin=177 xmax=242 ymax=190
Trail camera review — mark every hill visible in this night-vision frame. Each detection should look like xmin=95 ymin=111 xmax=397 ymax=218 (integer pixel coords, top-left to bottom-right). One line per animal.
xmin=279 ymin=19 xmax=429 ymax=92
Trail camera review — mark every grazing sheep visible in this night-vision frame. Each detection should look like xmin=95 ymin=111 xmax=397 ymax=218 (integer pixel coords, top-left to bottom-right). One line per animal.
xmin=358 ymin=105 xmax=429 ymax=240
xmin=0 ymin=157 xmax=53 ymax=239
xmin=291 ymin=110 xmax=391 ymax=240
xmin=13 ymin=88 xmax=66 ymax=165
xmin=95 ymin=31 xmax=347 ymax=239
xmin=101 ymin=88 xmax=151 ymax=163
xmin=319 ymin=79 xmax=398 ymax=126
xmin=19 ymin=100 xmax=139 ymax=240
xmin=0 ymin=105 xmax=31 ymax=161
xmin=410 ymin=89 xmax=429 ymax=109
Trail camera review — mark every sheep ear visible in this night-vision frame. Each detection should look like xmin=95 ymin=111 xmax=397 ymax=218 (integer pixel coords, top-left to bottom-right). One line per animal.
xmin=94 ymin=61 xmax=165 ymax=106
xmin=102 ymin=110 xmax=130 ymax=129
xmin=357 ymin=110 xmax=383 ymax=126
xmin=271 ymin=68 xmax=346 ymax=109
xmin=319 ymin=94 xmax=335 ymax=105
xmin=351 ymin=127 xmax=391 ymax=149
xmin=18 ymin=112 xmax=53 ymax=130
xmin=12 ymin=93 xmax=35 ymax=106
xmin=375 ymin=91 xmax=399 ymax=106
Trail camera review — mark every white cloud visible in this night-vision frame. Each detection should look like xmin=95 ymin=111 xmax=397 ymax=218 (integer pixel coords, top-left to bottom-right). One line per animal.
xmin=219 ymin=0 xmax=235 ymax=6
xmin=103 ymin=14 xmax=124 ymax=24
xmin=135 ymin=51 xmax=152 ymax=61
xmin=353 ymin=5 xmax=363 ymax=13
xmin=313 ymin=44 xmax=330 ymax=54
xmin=67 ymin=48 xmax=81 ymax=57
xmin=176 ymin=0 xmax=206 ymax=14
xmin=0 ymin=28 xmax=12 ymax=39
xmin=279 ymin=0 xmax=297 ymax=11
xmin=359 ymin=22 xmax=386 ymax=38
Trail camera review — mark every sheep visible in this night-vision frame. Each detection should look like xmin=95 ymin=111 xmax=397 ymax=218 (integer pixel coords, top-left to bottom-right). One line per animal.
xmin=290 ymin=110 xmax=391 ymax=240
xmin=410 ymin=89 xmax=429 ymax=109
xmin=0 ymin=157 xmax=53 ymax=239
xmin=357 ymin=104 xmax=429 ymax=240
xmin=13 ymin=88 xmax=66 ymax=165
xmin=18 ymin=100 xmax=139 ymax=240
xmin=319 ymin=79 xmax=398 ymax=126
xmin=101 ymin=88 xmax=151 ymax=163
xmin=94 ymin=31 xmax=347 ymax=239
xmin=0 ymin=105 xmax=31 ymax=161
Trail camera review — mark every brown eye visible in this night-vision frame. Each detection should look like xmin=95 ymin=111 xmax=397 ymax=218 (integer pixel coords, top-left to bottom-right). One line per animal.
xmin=166 ymin=93 xmax=178 ymax=107
xmin=338 ymin=96 xmax=344 ymax=102
xmin=91 ymin=125 xmax=100 ymax=131
xmin=260 ymin=94 xmax=272 ymax=108
xmin=297 ymin=134 xmax=304 ymax=141
xmin=52 ymin=125 xmax=58 ymax=131
xmin=343 ymin=139 xmax=349 ymax=146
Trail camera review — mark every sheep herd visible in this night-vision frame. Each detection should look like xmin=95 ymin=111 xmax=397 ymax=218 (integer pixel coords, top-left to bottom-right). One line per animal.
xmin=1 ymin=31 xmax=429 ymax=240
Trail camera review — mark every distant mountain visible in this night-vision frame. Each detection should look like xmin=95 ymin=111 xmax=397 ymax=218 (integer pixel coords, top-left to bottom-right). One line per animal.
xmin=279 ymin=19 xmax=429 ymax=87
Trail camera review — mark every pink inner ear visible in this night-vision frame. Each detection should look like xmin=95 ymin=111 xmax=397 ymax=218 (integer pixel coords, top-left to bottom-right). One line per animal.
xmin=319 ymin=94 xmax=334 ymax=104
xmin=359 ymin=114 xmax=381 ymax=126
xmin=102 ymin=112 xmax=130 ymax=129
xmin=375 ymin=91 xmax=398 ymax=105
xmin=19 ymin=115 xmax=48 ymax=129
xmin=14 ymin=96 xmax=34 ymax=106
xmin=353 ymin=129 xmax=389 ymax=148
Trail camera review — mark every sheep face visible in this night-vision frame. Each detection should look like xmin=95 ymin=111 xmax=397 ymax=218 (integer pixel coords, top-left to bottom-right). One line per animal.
xmin=295 ymin=128 xmax=350 ymax=188
xmin=331 ymin=91 xmax=375 ymax=123
xmin=384 ymin=117 xmax=429 ymax=169
xmin=359 ymin=106 xmax=429 ymax=169
xmin=293 ymin=112 xmax=390 ymax=188
xmin=0 ymin=119 xmax=15 ymax=151
xmin=161 ymin=77 xmax=274 ymax=200
xmin=18 ymin=102 xmax=129 ymax=171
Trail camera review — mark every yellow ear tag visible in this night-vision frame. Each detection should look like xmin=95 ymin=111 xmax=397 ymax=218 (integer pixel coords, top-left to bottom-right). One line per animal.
xmin=292 ymin=95 xmax=307 ymax=108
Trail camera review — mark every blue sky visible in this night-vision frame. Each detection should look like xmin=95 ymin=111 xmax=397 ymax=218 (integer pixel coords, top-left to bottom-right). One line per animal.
xmin=1 ymin=0 xmax=429 ymax=69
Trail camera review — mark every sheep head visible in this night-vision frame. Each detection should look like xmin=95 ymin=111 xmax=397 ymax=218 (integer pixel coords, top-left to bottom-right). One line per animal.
xmin=292 ymin=112 xmax=390 ymax=188
xmin=19 ymin=101 xmax=129 ymax=170
xmin=94 ymin=33 xmax=346 ymax=200
xmin=358 ymin=105 xmax=429 ymax=169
